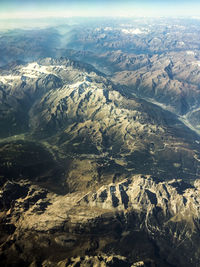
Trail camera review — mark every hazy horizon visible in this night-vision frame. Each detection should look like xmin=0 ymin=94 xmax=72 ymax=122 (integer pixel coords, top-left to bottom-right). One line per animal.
xmin=1 ymin=0 xmax=200 ymax=19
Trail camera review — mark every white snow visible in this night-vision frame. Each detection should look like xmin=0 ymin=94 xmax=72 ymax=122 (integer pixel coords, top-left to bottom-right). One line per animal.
xmin=0 ymin=62 xmax=52 ymax=85
xmin=121 ymin=28 xmax=145 ymax=35
xmin=178 ymin=41 xmax=185 ymax=46
xmin=186 ymin=51 xmax=195 ymax=55
xmin=53 ymin=65 xmax=67 ymax=70
xmin=0 ymin=75 xmax=20 ymax=85
xmin=69 ymin=76 xmax=90 ymax=89
xmin=21 ymin=62 xmax=51 ymax=77
xmin=69 ymin=81 xmax=85 ymax=89
xmin=192 ymin=61 xmax=200 ymax=67
xmin=24 ymin=74 xmax=38 ymax=79
xmin=104 ymin=27 xmax=112 ymax=31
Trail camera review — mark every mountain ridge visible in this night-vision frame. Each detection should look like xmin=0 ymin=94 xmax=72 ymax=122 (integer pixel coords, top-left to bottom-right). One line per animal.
xmin=0 ymin=56 xmax=200 ymax=266
xmin=1 ymin=175 xmax=200 ymax=266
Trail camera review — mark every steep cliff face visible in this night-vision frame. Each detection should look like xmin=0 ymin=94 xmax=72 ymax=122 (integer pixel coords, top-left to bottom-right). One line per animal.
xmin=0 ymin=175 xmax=200 ymax=266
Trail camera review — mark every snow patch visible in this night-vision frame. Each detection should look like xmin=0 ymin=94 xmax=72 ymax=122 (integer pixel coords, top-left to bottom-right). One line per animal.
xmin=69 ymin=81 xmax=85 ymax=89
xmin=21 ymin=62 xmax=51 ymax=77
xmin=0 ymin=62 xmax=53 ymax=85
xmin=0 ymin=75 xmax=20 ymax=85
xmin=186 ymin=51 xmax=195 ymax=55
xmin=104 ymin=27 xmax=112 ymax=31
xmin=178 ymin=41 xmax=185 ymax=46
xmin=192 ymin=61 xmax=200 ymax=67
xmin=69 ymin=76 xmax=91 ymax=89
xmin=121 ymin=28 xmax=145 ymax=35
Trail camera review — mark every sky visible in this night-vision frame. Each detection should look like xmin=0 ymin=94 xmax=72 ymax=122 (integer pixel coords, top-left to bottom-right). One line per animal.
xmin=1 ymin=0 xmax=200 ymax=19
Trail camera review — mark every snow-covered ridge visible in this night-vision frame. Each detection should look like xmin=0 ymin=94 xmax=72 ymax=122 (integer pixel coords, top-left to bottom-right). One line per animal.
xmin=0 ymin=62 xmax=65 ymax=85
xmin=21 ymin=62 xmax=51 ymax=76
xmin=0 ymin=62 xmax=51 ymax=85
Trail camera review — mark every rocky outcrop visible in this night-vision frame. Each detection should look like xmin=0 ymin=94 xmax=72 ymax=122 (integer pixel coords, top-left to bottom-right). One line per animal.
xmin=0 ymin=175 xmax=200 ymax=266
xmin=41 ymin=255 xmax=147 ymax=267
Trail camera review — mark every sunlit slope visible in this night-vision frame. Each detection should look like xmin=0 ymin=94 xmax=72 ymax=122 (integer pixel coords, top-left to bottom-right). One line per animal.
xmin=0 ymin=58 xmax=200 ymax=192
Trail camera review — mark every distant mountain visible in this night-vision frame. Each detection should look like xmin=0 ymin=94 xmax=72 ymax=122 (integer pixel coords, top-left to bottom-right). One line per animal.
xmin=111 ymin=51 xmax=200 ymax=116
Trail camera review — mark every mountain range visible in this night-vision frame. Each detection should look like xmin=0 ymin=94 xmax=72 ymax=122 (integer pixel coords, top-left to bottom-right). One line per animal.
xmin=1 ymin=17 xmax=200 ymax=266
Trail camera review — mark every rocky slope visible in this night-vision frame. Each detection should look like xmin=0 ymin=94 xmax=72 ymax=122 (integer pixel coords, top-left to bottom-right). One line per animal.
xmin=1 ymin=18 xmax=200 ymax=267
xmin=0 ymin=57 xmax=200 ymax=266
xmin=65 ymin=18 xmax=200 ymax=55
xmin=112 ymin=51 xmax=200 ymax=115
xmin=69 ymin=49 xmax=200 ymax=133
xmin=71 ymin=48 xmax=200 ymax=135
xmin=0 ymin=58 xmax=200 ymax=192
xmin=50 ymin=21 xmax=200 ymax=135
xmin=0 ymin=175 xmax=200 ymax=266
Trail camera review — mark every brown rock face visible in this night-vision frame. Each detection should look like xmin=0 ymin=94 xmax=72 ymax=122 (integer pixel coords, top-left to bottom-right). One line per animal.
xmin=0 ymin=175 xmax=200 ymax=267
